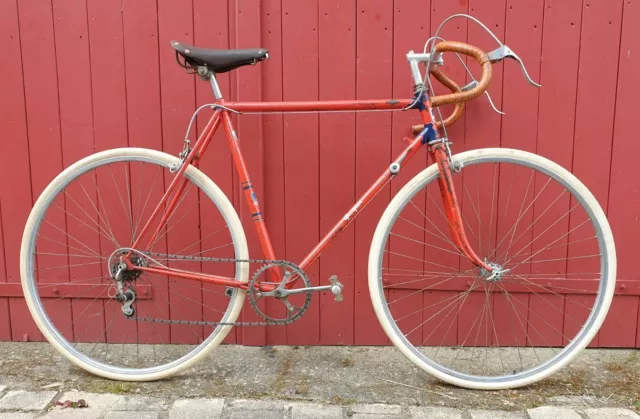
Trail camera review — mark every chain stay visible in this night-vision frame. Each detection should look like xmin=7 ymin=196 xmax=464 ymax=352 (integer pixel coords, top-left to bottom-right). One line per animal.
xmin=130 ymin=252 xmax=302 ymax=327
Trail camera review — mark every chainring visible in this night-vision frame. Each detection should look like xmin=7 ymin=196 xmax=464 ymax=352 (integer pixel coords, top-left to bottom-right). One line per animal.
xmin=126 ymin=252 xmax=311 ymax=327
xmin=248 ymin=262 xmax=312 ymax=324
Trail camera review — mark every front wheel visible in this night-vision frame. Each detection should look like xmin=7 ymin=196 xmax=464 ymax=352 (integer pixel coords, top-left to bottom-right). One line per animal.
xmin=20 ymin=148 xmax=249 ymax=381
xmin=369 ymin=148 xmax=615 ymax=390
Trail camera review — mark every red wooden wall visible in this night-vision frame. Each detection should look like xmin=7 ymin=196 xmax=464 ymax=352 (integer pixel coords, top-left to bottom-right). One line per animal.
xmin=1 ymin=0 xmax=639 ymax=347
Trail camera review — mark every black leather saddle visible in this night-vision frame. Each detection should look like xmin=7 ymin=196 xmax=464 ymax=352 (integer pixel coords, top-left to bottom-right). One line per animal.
xmin=171 ymin=40 xmax=268 ymax=73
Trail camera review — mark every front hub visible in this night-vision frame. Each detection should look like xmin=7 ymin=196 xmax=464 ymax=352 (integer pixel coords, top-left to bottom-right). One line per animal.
xmin=479 ymin=261 xmax=509 ymax=282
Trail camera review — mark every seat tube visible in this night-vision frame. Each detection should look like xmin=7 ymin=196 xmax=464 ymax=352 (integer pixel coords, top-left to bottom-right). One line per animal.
xmin=220 ymin=111 xmax=280 ymax=281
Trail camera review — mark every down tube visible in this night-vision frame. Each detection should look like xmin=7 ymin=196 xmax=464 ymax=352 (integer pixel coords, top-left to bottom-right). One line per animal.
xmin=298 ymin=131 xmax=428 ymax=273
xmin=220 ymin=111 xmax=280 ymax=278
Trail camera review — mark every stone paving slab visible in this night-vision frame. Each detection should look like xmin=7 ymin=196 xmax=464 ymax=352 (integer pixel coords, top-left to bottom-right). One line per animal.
xmin=170 ymin=398 xmax=225 ymax=419
xmin=528 ymin=406 xmax=583 ymax=419
xmin=1 ymin=385 xmax=640 ymax=419
xmin=584 ymin=408 xmax=640 ymax=419
xmin=110 ymin=395 xmax=167 ymax=411
xmin=469 ymin=409 xmax=527 ymax=418
xmin=103 ymin=412 xmax=159 ymax=419
xmin=287 ymin=401 xmax=343 ymax=418
xmin=0 ymin=413 xmax=36 ymax=419
xmin=0 ymin=390 xmax=57 ymax=411
xmin=410 ymin=406 xmax=464 ymax=419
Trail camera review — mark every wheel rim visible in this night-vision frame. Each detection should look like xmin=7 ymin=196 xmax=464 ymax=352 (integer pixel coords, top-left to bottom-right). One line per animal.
xmin=24 ymin=151 xmax=245 ymax=376
xmin=376 ymin=151 xmax=613 ymax=385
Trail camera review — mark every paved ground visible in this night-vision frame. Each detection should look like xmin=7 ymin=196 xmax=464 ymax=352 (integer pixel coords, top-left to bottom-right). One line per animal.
xmin=0 ymin=343 xmax=638 ymax=418
xmin=0 ymin=390 xmax=638 ymax=419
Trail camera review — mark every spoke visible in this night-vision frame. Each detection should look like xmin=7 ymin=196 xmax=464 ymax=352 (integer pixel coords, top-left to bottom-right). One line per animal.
xmin=487 ymin=163 xmax=499 ymax=256
xmin=93 ymin=170 xmax=119 ymax=247
xmin=389 ymin=232 xmax=460 ymax=256
xmin=520 ymin=254 xmax=599 ymax=264
xmin=42 ymin=219 xmax=100 ymax=258
xmin=154 ymin=282 xmax=204 ymax=343
xmin=384 ymin=250 xmax=460 ymax=273
xmin=393 ymin=279 xmax=477 ymax=322
xmin=124 ymin=163 xmax=135 ymax=242
xmin=408 ymin=201 xmax=460 ymax=252
xmin=505 ymin=274 xmax=594 ymax=312
xmin=36 ymin=260 xmax=104 ymax=271
xmin=142 ymin=272 xmax=227 ymax=315
xmin=35 ymin=252 xmax=106 ymax=259
xmin=187 ymin=242 xmax=234 ymax=258
xmin=431 ymin=285 xmax=477 ymax=361
xmin=38 ymin=235 xmax=100 ymax=258
xmin=148 ymin=183 xmax=195 ymax=250
xmin=503 ymin=235 xmax=597 ymax=261
xmin=384 ymin=269 xmax=476 ymax=289
xmin=495 ymin=283 xmax=540 ymax=365
xmin=55 ymin=285 xmax=109 ymax=336
xmin=79 ymin=183 xmax=119 ymax=246
xmin=493 ymin=173 xmax=544 ymax=260
xmin=387 ymin=269 xmax=476 ymax=307
xmin=487 ymin=283 xmax=505 ymax=373
xmin=108 ymin=164 xmax=134 ymax=242
xmin=499 ymin=189 xmax=568 ymax=263
xmin=402 ymin=282 xmax=482 ymax=338
xmin=451 ymin=285 xmax=490 ymax=368
xmin=498 ymin=286 xmax=569 ymax=345
xmin=64 ymin=190 xmax=118 ymax=245
xmin=464 ymin=182 xmax=486 ymax=255
xmin=425 ymin=190 xmax=476 ymax=237
xmin=35 ymin=276 xmax=108 ymax=288
xmin=505 ymin=216 xmax=588 ymax=269
xmin=54 ymin=203 xmax=119 ymax=247
xmin=175 ymin=226 xmax=229 ymax=255
xmin=150 ymin=202 xmax=196 ymax=249
xmin=133 ymin=165 xmax=162 ymax=243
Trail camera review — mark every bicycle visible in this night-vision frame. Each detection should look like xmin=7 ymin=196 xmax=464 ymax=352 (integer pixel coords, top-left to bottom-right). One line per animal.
xmin=20 ymin=15 xmax=615 ymax=390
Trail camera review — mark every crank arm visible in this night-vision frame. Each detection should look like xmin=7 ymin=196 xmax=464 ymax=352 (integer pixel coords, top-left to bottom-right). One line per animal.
xmin=262 ymin=284 xmax=333 ymax=297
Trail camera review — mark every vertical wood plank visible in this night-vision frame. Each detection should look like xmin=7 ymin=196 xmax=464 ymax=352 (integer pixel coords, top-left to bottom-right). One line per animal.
xmin=261 ymin=0 xmax=287 ymax=346
xmin=385 ymin=0 xmax=431 ymax=349
xmin=599 ymin=295 xmax=639 ymax=347
xmin=52 ymin=0 xmax=105 ymax=342
xmin=318 ymin=0 xmax=357 ymax=345
xmin=429 ymin=0 xmax=469 ymax=346
xmin=18 ymin=0 xmax=67 ymax=342
xmin=193 ymin=0 xmax=237 ymax=345
xmin=282 ymin=0 xmax=320 ymax=345
xmin=608 ymin=0 xmax=640 ymax=321
xmin=157 ymin=0 xmax=203 ymax=343
xmin=531 ymin=0 xmax=583 ymax=348
xmin=122 ymin=0 xmax=170 ymax=344
xmin=87 ymin=0 xmax=132 ymax=343
xmin=234 ymin=0 xmax=268 ymax=347
xmin=0 ymin=0 xmax=32 ymax=340
xmin=353 ymin=0 xmax=394 ymax=345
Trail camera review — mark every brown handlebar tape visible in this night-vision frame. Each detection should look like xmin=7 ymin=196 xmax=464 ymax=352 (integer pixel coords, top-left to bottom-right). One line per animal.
xmin=429 ymin=41 xmax=492 ymax=107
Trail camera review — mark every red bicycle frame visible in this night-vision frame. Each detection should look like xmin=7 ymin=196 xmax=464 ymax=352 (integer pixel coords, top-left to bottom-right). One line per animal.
xmin=127 ymin=77 xmax=492 ymax=292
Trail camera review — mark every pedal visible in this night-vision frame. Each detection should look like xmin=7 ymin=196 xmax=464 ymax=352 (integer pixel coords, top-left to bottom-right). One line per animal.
xmin=329 ymin=275 xmax=344 ymax=303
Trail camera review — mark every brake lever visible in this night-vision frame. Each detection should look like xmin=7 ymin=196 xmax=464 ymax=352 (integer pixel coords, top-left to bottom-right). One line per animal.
xmin=487 ymin=45 xmax=541 ymax=88
xmin=460 ymin=80 xmax=504 ymax=115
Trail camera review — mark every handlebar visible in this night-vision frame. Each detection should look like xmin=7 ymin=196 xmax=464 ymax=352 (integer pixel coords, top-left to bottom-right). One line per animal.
xmin=429 ymin=41 xmax=492 ymax=107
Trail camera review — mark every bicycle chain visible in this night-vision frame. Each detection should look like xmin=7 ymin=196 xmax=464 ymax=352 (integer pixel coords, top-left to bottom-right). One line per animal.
xmin=129 ymin=252 xmax=303 ymax=327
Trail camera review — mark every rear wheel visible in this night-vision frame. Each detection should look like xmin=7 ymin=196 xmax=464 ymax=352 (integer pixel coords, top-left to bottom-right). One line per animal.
xmin=20 ymin=148 xmax=248 ymax=381
xmin=369 ymin=148 xmax=616 ymax=389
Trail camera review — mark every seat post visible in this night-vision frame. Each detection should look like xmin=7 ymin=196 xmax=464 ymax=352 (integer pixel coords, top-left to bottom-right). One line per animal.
xmin=209 ymin=73 xmax=223 ymax=100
